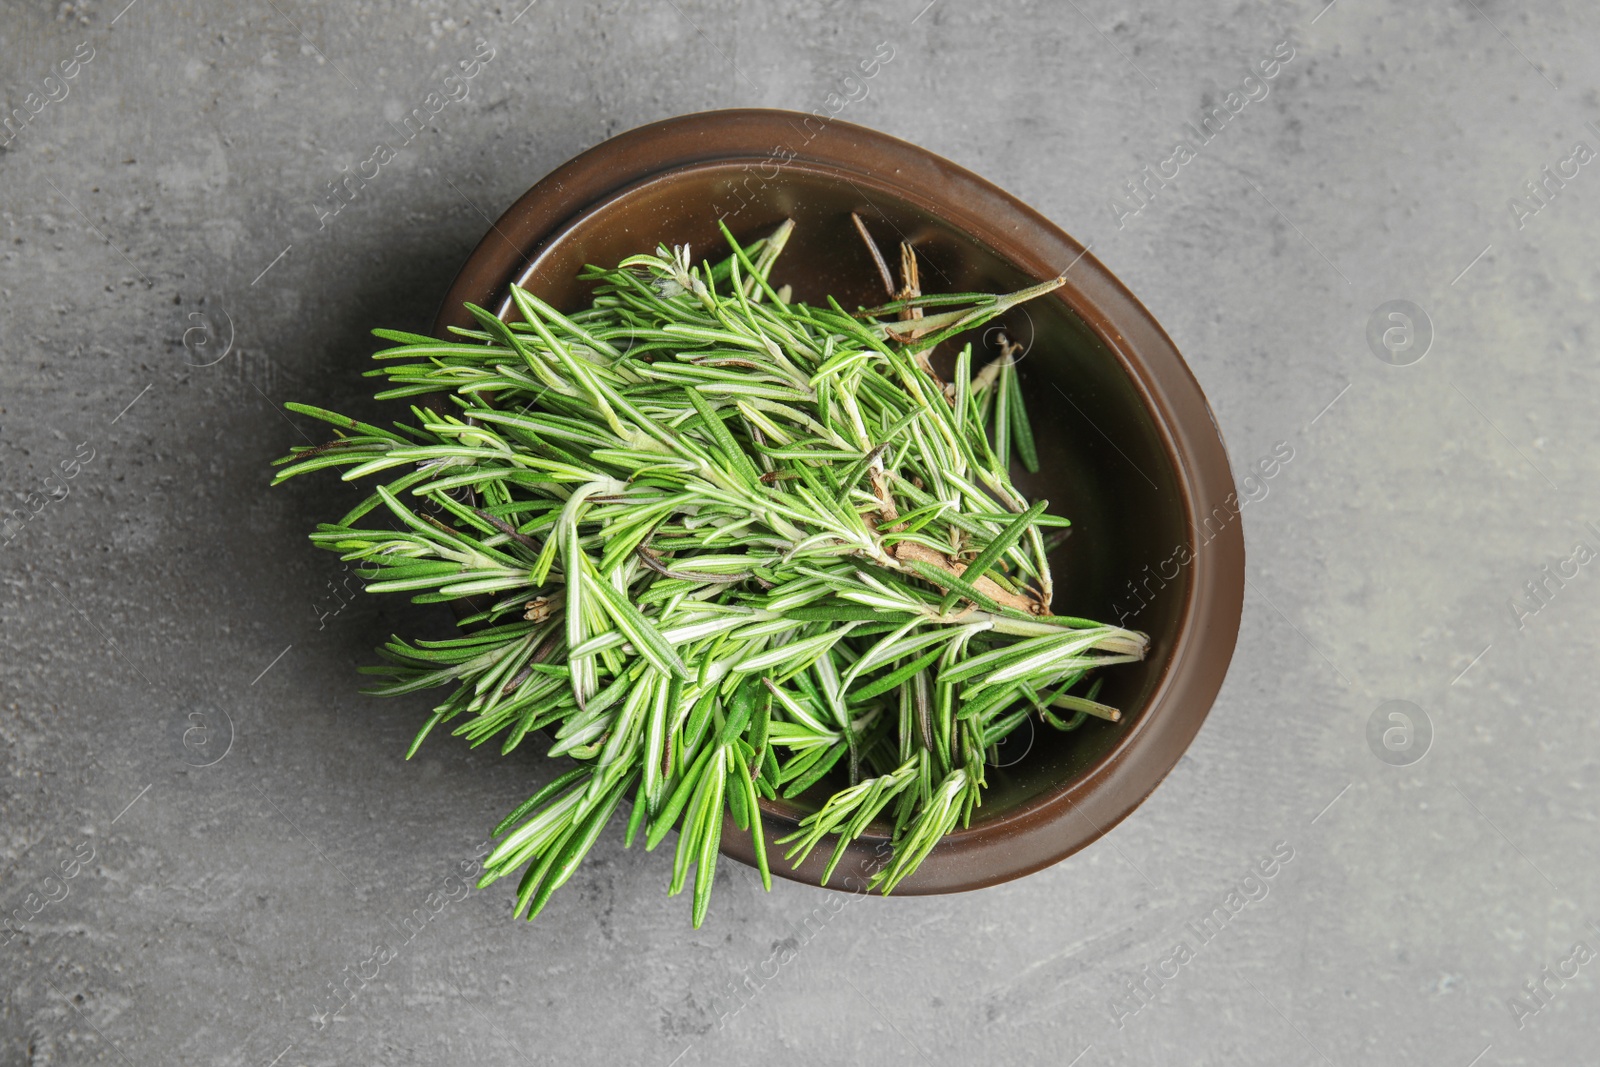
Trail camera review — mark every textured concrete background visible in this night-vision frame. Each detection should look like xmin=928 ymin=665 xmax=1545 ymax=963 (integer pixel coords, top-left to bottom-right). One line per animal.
xmin=2 ymin=0 xmax=1598 ymax=1064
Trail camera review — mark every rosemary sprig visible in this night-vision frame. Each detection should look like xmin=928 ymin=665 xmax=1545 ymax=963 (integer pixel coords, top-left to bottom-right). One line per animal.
xmin=274 ymin=221 xmax=1147 ymax=924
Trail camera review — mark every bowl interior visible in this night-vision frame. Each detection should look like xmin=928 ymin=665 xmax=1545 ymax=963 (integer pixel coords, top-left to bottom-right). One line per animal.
xmin=492 ymin=160 xmax=1191 ymax=832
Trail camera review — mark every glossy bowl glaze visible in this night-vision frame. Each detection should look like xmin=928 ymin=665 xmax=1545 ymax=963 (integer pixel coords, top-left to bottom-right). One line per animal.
xmin=432 ymin=109 xmax=1245 ymax=894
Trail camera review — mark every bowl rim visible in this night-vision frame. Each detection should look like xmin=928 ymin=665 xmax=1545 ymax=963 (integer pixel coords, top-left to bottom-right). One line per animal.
xmin=431 ymin=108 xmax=1245 ymax=895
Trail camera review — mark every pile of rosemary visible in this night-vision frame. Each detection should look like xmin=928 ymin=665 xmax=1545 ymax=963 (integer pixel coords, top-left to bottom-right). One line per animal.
xmin=274 ymin=219 xmax=1146 ymax=925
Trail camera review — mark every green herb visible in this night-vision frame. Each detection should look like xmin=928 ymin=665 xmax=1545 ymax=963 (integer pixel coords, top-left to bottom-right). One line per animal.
xmin=273 ymin=220 xmax=1147 ymax=925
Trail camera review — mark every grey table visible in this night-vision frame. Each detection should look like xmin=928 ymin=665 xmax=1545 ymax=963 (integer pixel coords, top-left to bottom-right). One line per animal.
xmin=3 ymin=1 xmax=1596 ymax=1064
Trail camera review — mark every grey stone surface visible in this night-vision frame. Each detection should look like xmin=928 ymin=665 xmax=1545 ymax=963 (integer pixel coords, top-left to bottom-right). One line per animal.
xmin=2 ymin=0 xmax=1597 ymax=1063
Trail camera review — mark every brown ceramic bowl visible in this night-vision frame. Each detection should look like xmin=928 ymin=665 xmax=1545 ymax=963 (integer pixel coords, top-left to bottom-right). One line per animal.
xmin=431 ymin=109 xmax=1244 ymax=895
